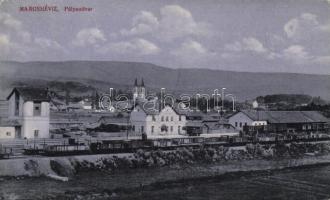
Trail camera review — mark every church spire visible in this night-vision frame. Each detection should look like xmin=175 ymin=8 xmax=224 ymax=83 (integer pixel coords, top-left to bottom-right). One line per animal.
xmin=141 ymin=78 xmax=144 ymax=87
xmin=134 ymin=78 xmax=138 ymax=86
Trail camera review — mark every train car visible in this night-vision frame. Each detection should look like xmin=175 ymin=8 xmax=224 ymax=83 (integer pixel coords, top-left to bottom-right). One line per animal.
xmin=89 ymin=139 xmax=153 ymax=154
xmin=42 ymin=144 xmax=91 ymax=156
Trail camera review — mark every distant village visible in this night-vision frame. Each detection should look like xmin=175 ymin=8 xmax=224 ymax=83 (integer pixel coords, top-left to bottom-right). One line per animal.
xmin=0 ymin=79 xmax=329 ymax=157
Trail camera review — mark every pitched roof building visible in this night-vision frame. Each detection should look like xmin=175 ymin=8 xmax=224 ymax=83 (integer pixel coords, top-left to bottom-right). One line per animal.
xmin=4 ymin=87 xmax=51 ymax=138
xmin=228 ymin=110 xmax=329 ymax=134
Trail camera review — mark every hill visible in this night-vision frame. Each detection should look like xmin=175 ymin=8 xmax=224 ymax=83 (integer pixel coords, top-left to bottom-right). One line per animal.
xmin=0 ymin=61 xmax=329 ymax=101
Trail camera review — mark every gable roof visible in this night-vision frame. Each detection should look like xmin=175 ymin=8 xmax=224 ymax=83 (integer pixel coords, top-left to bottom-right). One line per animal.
xmin=7 ymin=87 xmax=50 ymax=102
xmin=238 ymin=110 xmax=328 ymax=124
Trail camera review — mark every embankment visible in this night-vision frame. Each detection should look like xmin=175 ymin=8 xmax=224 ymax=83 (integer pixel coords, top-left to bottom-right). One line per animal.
xmin=1 ymin=142 xmax=330 ymax=180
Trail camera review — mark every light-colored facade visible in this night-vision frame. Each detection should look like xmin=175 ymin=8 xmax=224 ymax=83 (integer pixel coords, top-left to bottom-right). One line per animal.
xmin=130 ymin=105 xmax=187 ymax=138
xmin=7 ymin=88 xmax=50 ymax=138
xmin=228 ymin=111 xmax=267 ymax=131
xmin=0 ymin=126 xmax=15 ymax=139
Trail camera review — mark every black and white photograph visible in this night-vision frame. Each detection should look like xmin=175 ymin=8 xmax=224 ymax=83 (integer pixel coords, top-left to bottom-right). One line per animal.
xmin=0 ymin=0 xmax=330 ymax=199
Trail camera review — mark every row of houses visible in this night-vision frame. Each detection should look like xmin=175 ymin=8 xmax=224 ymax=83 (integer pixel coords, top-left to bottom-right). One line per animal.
xmin=129 ymin=106 xmax=329 ymax=139
xmin=0 ymin=86 xmax=329 ymax=139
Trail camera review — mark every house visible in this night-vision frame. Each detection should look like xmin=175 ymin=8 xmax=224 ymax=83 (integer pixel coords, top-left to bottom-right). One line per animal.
xmin=130 ymin=105 xmax=187 ymax=138
xmin=66 ymin=100 xmax=93 ymax=111
xmin=50 ymin=100 xmax=66 ymax=111
xmin=201 ymin=117 xmax=238 ymax=137
xmin=228 ymin=110 xmax=329 ymax=134
xmin=185 ymin=112 xmax=204 ymax=136
xmin=228 ymin=110 xmax=267 ymax=131
xmin=6 ymin=87 xmax=50 ymax=138
xmin=78 ymin=100 xmax=92 ymax=110
xmin=183 ymin=111 xmax=239 ymax=137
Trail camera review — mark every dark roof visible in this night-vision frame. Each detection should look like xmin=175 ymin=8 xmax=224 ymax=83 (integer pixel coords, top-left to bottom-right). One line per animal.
xmin=239 ymin=110 xmax=328 ymax=124
xmin=98 ymin=116 xmax=129 ymax=125
xmin=134 ymin=104 xmax=159 ymax=115
xmin=7 ymin=87 xmax=50 ymax=102
xmin=0 ymin=118 xmax=21 ymax=127
xmin=202 ymin=122 xmax=235 ymax=130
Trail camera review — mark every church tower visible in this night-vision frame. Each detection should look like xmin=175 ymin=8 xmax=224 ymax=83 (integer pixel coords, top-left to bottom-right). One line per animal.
xmin=139 ymin=78 xmax=146 ymax=99
xmin=133 ymin=78 xmax=139 ymax=100
xmin=133 ymin=78 xmax=146 ymax=101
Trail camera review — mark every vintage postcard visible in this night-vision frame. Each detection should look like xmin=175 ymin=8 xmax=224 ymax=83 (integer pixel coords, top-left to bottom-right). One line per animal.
xmin=0 ymin=0 xmax=330 ymax=199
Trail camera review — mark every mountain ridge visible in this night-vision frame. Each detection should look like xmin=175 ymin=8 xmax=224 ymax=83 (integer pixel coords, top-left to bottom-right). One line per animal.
xmin=0 ymin=60 xmax=329 ymax=101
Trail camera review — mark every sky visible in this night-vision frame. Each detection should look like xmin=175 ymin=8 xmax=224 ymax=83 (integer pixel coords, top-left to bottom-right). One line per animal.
xmin=0 ymin=0 xmax=329 ymax=74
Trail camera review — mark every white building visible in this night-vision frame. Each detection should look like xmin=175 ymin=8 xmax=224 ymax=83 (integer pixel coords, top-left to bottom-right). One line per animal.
xmin=6 ymin=87 xmax=50 ymax=138
xmin=228 ymin=110 xmax=267 ymax=131
xmin=228 ymin=110 xmax=328 ymax=133
xmin=130 ymin=105 xmax=187 ymax=138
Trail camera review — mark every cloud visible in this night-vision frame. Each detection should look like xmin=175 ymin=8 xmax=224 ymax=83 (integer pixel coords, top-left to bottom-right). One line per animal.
xmin=99 ymin=38 xmax=160 ymax=55
xmin=18 ymin=31 xmax=31 ymax=43
xmin=0 ymin=13 xmax=22 ymax=30
xmin=72 ymin=28 xmax=106 ymax=47
xmin=0 ymin=33 xmax=27 ymax=60
xmin=172 ymin=39 xmax=207 ymax=56
xmin=0 ymin=34 xmax=10 ymax=47
xmin=0 ymin=12 xmax=66 ymax=60
xmin=120 ymin=5 xmax=211 ymax=41
xmin=170 ymin=39 xmax=215 ymax=66
xmin=34 ymin=37 xmax=62 ymax=50
xmin=0 ymin=34 xmax=11 ymax=55
xmin=313 ymin=56 xmax=330 ymax=65
xmin=241 ymin=37 xmax=268 ymax=53
xmin=225 ymin=37 xmax=267 ymax=54
xmin=282 ymin=45 xmax=310 ymax=63
xmin=284 ymin=13 xmax=328 ymax=40
xmin=121 ymin=11 xmax=159 ymax=36
xmin=158 ymin=5 xmax=210 ymax=41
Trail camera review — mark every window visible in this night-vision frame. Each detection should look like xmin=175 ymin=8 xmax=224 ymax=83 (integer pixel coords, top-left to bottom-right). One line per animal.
xmin=170 ymin=126 xmax=173 ymax=132
xmin=151 ymin=126 xmax=154 ymax=133
xmin=132 ymin=125 xmax=135 ymax=131
xmin=6 ymin=132 xmax=11 ymax=136
xmin=178 ymin=126 xmax=181 ymax=134
xmin=34 ymin=130 xmax=39 ymax=138
xmin=235 ymin=122 xmax=238 ymax=127
xmin=33 ymin=102 xmax=41 ymax=116
xmin=161 ymin=125 xmax=168 ymax=132
xmin=179 ymin=116 xmax=181 ymax=121
xmin=166 ymin=116 xmax=169 ymax=121
xmin=302 ymin=125 xmax=306 ymax=130
xmin=152 ymin=116 xmax=156 ymax=121
xmin=239 ymin=122 xmax=242 ymax=127
xmin=308 ymin=125 xmax=312 ymax=130
xmin=141 ymin=126 xmax=144 ymax=133
xmin=161 ymin=116 xmax=164 ymax=122
xmin=171 ymin=116 xmax=173 ymax=121
xmin=244 ymin=122 xmax=247 ymax=126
